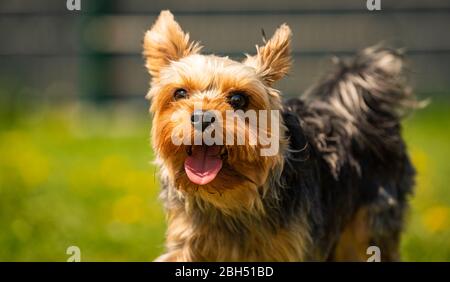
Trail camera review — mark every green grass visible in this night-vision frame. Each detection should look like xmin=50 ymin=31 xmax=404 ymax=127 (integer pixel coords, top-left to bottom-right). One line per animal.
xmin=0 ymin=102 xmax=165 ymax=261
xmin=401 ymin=99 xmax=450 ymax=261
xmin=0 ymin=99 xmax=449 ymax=261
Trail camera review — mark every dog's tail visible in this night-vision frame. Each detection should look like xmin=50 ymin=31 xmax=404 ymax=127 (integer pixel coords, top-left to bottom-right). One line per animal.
xmin=301 ymin=46 xmax=423 ymax=177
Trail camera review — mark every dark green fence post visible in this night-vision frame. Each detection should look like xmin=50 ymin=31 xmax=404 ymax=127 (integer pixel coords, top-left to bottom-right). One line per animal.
xmin=79 ymin=0 xmax=114 ymax=102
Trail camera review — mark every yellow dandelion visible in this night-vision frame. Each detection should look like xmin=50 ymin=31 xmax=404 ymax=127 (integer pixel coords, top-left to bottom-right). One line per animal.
xmin=98 ymin=155 xmax=130 ymax=189
xmin=409 ymin=146 xmax=434 ymax=206
xmin=422 ymin=206 xmax=449 ymax=233
xmin=0 ymin=131 xmax=50 ymax=188
xmin=112 ymin=194 xmax=145 ymax=224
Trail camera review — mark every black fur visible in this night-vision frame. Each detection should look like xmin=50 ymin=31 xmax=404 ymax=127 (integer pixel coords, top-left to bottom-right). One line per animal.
xmin=276 ymin=46 xmax=418 ymax=260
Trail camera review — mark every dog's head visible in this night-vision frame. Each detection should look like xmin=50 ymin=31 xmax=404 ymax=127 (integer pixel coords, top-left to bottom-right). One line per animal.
xmin=143 ymin=11 xmax=292 ymax=213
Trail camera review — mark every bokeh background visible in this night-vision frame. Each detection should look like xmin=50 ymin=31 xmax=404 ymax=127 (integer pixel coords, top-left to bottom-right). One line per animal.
xmin=0 ymin=0 xmax=449 ymax=261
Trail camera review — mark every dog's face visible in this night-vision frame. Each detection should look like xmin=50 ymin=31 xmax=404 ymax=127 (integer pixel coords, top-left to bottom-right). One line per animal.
xmin=143 ymin=11 xmax=292 ymax=212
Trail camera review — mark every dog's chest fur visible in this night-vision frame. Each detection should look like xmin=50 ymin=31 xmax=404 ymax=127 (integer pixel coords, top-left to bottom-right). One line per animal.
xmin=160 ymin=203 xmax=313 ymax=261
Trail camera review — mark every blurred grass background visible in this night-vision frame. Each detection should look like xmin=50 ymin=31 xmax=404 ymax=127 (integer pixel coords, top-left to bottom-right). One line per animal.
xmin=0 ymin=100 xmax=166 ymax=261
xmin=1 ymin=0 xmax=450 ymax=261
xmin=402 ymin=100 xmax=450 ymax=261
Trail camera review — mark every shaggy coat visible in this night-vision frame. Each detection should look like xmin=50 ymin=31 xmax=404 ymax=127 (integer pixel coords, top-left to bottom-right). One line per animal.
xmin=143 ymin=11 xmax=417 ymax=261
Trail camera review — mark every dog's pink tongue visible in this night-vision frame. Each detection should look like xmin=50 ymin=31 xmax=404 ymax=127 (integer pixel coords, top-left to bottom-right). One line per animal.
xmin=184 ymin=146 xmax=222 ymax=185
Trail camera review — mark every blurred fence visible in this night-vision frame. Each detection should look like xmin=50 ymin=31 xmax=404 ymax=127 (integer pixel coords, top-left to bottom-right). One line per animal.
xmin=1 ymin=0 xmax=450 ymax=101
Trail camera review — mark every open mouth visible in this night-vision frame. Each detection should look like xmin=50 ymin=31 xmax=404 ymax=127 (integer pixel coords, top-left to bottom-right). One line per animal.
xmin=184 ymin=145 xmax=227 ymax=185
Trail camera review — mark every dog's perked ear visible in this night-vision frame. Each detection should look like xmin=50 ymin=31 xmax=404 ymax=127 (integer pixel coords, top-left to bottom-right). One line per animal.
xmin=143 ymin=10 xmax=202 ymax=78
xmin=244 ymin=24 xmax=292 ymax=86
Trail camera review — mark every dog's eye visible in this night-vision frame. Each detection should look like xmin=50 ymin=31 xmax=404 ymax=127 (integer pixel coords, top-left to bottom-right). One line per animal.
xmin=228 ymin=92 xmax=248 ymax=109
xmin=174 ymin=88 xmax=188 ymax=100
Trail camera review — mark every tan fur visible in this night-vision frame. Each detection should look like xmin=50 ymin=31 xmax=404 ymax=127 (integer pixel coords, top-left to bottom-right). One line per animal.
xmin=142 ymin=11 xmax=304 ymax=261
xmin=243 ymin=24 xmax=292 ymax=86
xmin=143 ymin=11 xmax=202 ymax=79
xmin=155 ymin=205 xmax=312 ymax=262
xmin=332 ymin=208 xmax=371 ymax=261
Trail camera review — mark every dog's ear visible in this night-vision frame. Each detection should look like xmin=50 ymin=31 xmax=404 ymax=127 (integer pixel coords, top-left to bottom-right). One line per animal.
xmin=143 ymin=10 xmax=202 ymax=78
xmin=244 ymin=24 xmax=292 ymax=86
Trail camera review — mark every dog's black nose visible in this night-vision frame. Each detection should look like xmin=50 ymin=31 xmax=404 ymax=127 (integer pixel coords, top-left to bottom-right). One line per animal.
xmin=191 ymin=110 xmax=216 ymax=132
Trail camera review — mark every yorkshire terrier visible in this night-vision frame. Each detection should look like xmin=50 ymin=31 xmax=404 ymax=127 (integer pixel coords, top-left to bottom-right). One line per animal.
xmin=143 ymin=11 xmax=418 ymax=261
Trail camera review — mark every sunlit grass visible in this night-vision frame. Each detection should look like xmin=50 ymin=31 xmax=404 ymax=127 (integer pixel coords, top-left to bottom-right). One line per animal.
xmin=0 ymin=102 xmax=165 ymax=261
xmin=0 ymin=98 xmax=449 ymax=261
xmin=402 ymin=99 xmax=450 ymax=261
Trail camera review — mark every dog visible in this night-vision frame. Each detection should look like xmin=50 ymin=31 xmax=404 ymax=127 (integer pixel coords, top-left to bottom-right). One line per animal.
xmin=143 ymin=10 xmax=418 ymax=261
